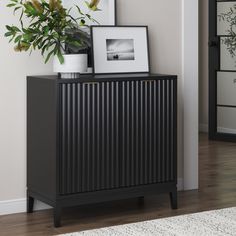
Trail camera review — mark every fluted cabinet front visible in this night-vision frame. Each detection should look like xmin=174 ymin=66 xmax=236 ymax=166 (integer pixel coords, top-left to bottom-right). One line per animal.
xmin=59 ymin=79 xmax=177 ymax=195
xmin=59 ymin=82 xmax=120 ymax=195
xmin=119 ymin=80 xmax=176 ymax=188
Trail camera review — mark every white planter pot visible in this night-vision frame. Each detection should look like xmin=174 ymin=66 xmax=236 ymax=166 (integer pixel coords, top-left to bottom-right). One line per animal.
xmin=53 ymin=54 xmax=88 ymax=79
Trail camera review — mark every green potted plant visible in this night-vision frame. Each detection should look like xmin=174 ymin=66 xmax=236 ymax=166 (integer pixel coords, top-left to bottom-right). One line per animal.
xmin=5 ymin=0 xmax=100 ymax=78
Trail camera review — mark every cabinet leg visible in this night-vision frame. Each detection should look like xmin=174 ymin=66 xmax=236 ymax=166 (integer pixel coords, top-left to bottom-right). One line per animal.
xmin=54 ymin=207 xmax=62 ymax=228
xmin=169 ymin=189 xmax=178 ymax=209
xmin=27 ymin=192 xmax=34 ymax=213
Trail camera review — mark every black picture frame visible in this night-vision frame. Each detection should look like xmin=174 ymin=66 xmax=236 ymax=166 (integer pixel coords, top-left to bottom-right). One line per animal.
xmin=91 ymin=25 xmax=151 ymax=75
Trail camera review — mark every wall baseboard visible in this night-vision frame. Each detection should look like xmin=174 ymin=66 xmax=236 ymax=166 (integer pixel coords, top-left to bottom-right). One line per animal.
xmin=0 ymin=198 xmax=51 ymax=216
xmin=0 ymin=178 xmax=183 ymax=216
xmin=199 ymin=123 xmax=208 ymax=133
xmin=177 ymin=178 xmax=184 ymax=191
xmin=199 ymin=124 xmax=236 ymax=134
xmin=217 ymin=127 xmax=236 ymax=134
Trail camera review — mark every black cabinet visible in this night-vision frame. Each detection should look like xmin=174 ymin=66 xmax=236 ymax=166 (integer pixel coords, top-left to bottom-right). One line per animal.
xmin=27 ymin=73 xmax=177 ymax=227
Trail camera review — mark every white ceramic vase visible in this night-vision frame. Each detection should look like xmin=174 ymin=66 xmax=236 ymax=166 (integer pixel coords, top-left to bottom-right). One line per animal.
xmin=53 ymin=54 xmax=88 ymax=79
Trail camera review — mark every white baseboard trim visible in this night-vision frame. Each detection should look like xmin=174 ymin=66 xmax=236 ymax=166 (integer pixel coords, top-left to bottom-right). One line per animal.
xmin=217 ymin=127 xmax=236 ymax=134
xmin=199 ymin=123 xmax=208 ymax=133
xmin=177 ymin=178 xmax=184 ymax=191
xmin=0 ymin=178 xmax=184 ymax=216
xmin=199 ymin=124 xmax=236 ymax=134
xmin=0 ymin=198 xmax=51 ymax=216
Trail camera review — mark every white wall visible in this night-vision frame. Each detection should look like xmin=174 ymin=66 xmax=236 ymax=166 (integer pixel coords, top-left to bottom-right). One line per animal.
xmin=0 ymin=0 xmax=184 ymax=211
xmin=0 ymin=1 xmax=53 ymax=202
xmin=182 ymin=0 xmax=199 ymax=190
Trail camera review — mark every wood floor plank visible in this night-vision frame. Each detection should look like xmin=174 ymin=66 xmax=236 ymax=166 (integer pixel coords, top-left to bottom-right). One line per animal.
xmin=0 ymin=133 xmax=236 ymax=235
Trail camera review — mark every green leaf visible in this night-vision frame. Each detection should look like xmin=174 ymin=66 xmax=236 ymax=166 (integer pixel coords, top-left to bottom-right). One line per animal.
xmin=14 ymin=6 xmax=22 ymax=14
xmin=5 ymin=32 xmax=13 ymax=37
xmin=6 ymin=25 xmax=12 ymax=31
xmin=11 ymin=26 xmax=21 ymax=32
xmin=24 ymin=3 xmax=38 ymax=16
xmin=14 ymin=35 xmax=22 ymax=43
xmin=9 ymin=36 xmax=15 ymax=43
xmin=44 ymin=49 xmax=55 ymax=64
xmin=23 ymin=33 xmax=32 ymax=41
xmin=34 ymin=36 xmax=43 ymax=47
xmin=43 ymin=26 xmax=50 ymax=36
xmin=69 ymin=40 xmax=82 ymax=48
xmin=57 ymin=49 xmax=64 ymax=64
xmin=7 ymin=3 xmax=16 ymax=7
xmin=41 ymin=40 xmax=54 ymax=55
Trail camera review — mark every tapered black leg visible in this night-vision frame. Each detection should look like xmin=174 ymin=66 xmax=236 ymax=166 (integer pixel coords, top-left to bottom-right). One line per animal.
xmin=54 ymin=207 xmax=62 ymax=228
xmin=27 ymin=191 xmax=34 ymax=213
xmin=169 ymin=189 xmax=178 ymax=209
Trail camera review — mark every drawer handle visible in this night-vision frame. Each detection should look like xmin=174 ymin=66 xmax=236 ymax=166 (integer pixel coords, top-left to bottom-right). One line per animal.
xmin=234 ymin=79 xmax=236 ymax=84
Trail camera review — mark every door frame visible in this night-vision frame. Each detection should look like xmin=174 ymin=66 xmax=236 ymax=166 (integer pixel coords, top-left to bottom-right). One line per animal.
xmin=182 ymin=0 xmax=199 ymax=190
xmin=209 ymin=0 xmax=218 ymax=140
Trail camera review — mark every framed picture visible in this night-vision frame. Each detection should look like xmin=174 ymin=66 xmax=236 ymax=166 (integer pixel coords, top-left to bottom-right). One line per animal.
xmin=62 ymin=0 xmax=117 ymax=73
xmin=91 ymin=26 xmax=150 ymax=74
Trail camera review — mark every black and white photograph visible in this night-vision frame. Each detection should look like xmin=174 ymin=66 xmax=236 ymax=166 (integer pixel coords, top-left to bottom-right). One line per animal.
xmin=106 ymin=39 xmax=135 ymax=61
xmin=91 ymin=26 xmax=150 ymax=74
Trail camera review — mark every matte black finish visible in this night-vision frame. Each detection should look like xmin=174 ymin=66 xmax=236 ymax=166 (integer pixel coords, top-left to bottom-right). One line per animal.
xmin=27 ymin=78 xmax=57 ymax=200
xmin=209 ymin=0 xmax=236 ymax=141
xmin=59 ymin=81 xmax=120 ymax=194
xmin=27 ymin=74 xmax=178 ymax=227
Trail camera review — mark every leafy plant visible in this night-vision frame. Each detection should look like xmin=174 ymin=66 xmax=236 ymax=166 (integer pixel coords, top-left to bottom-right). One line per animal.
xmin=5 ymin=0 xmax=100 ymax=64
xmin=218 ymin=5 xmax=236 ymax=58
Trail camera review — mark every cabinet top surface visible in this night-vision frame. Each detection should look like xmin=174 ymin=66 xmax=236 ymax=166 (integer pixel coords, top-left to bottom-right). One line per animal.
xmin=28 ymin=73 xmax=177 ymax=83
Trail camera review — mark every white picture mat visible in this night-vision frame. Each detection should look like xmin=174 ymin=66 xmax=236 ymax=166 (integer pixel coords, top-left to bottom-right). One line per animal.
xmin=92 ymin=27 xmax=149 ymax=74
xmin=62 ymin=0 xmax=116 ymax=25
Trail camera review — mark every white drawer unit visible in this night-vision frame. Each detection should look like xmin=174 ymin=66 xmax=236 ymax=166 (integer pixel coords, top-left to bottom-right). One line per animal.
xmin=218 ymin=107 xmax=236 ymax=134
xmin=217 ymin=72 xmax=236 ymax=106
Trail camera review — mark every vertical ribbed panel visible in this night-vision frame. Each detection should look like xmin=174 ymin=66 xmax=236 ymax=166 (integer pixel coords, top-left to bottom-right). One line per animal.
xmin=59 ymin=79 xmax=176 ymax=195
xmin=119 ymin=79 xmax=176 ymax=187
xmin=59 ymin=82 xmax=120 ymax=195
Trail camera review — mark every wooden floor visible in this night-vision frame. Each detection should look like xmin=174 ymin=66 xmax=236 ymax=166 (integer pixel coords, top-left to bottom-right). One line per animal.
xmin=1 ymin=133 xmax=236 ymax=236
